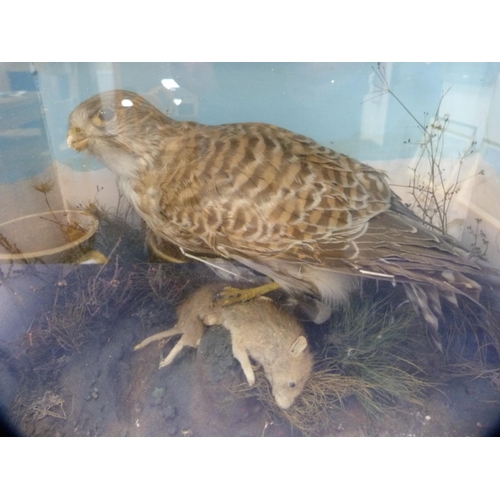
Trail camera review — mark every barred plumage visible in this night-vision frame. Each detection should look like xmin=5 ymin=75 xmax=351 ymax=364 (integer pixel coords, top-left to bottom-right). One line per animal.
xmin=67 ymin=90 xmax=489 ymax=331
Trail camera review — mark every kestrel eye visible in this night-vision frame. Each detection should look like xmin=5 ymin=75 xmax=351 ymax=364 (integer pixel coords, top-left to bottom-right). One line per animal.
xmin=98 ymin=107 xmax=115 ymax=122
xmin=289 ymin=382 xmax=296 ymax=388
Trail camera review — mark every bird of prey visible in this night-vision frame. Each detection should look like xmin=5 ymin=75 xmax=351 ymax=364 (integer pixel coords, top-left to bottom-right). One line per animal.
xmin=67 ymin=89 xmax=488 ymax=332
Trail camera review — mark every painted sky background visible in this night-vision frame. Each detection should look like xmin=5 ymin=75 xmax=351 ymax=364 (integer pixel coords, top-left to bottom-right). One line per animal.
xmin=1 ymin=62 xmax=500 ymax=182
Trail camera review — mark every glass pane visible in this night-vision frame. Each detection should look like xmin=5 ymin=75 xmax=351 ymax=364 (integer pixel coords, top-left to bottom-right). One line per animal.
xmin=1 ymin=62 xmax=500 ymax=436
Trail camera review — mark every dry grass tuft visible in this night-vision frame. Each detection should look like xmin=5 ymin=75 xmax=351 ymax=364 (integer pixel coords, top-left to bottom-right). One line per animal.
xmin=441 ymin=298 xmax=500 ymax=390
xmin=234 ymin=291 xmax=434 ymax=435
xmin=12 ymin=390 xmax=71 ymax=435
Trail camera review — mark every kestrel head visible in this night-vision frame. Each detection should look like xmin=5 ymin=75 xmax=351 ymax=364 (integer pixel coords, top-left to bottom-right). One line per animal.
xmin=67 ymin=90 xmax=170 ymax=170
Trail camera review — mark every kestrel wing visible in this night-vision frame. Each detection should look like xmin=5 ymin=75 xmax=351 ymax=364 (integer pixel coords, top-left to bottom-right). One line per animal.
xmin=154 ymin=122 xmax=393 ymax=264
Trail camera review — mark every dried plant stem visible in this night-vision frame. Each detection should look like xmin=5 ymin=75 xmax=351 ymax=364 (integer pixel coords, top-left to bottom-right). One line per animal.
xmin=371 ymin=64 xmax=482 ymax=236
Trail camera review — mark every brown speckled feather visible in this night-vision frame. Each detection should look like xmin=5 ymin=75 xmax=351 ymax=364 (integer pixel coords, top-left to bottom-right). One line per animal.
xmin=67 ymin=90 xmax=486 ymax=329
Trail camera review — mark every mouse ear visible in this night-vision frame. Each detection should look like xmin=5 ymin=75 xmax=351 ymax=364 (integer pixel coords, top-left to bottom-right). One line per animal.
xmin=290 ymin=336 xmax=308 ymax=356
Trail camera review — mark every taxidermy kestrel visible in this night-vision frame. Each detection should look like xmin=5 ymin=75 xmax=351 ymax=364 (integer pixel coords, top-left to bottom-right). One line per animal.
xmin=67 ymin=89 xmax=489 ymax=332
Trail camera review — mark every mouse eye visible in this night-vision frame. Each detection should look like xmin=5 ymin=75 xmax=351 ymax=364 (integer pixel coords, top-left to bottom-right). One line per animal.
xmin=98 ymin=106 xmax=115 ymax=122
xmin=289 ymin=382 xmax=296 ymax=388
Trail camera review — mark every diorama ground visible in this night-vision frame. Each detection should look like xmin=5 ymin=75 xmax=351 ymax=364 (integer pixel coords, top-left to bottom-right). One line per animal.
xmin=5 ymin=309 xmax=500 ymax=437
xmin=2 ymin=216 xmax=500 ymax=437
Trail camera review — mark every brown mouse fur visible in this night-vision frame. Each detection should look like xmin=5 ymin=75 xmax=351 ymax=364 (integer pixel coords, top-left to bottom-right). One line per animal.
xmin=133 ymin=282 xmax=224 ymax=366
xmin=134 ymin=283 xmax=313 ymax=409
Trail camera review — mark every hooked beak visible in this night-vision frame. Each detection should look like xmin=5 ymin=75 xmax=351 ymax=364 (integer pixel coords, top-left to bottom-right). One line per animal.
xmin=67 ymin=126 xmax=90 ymax=151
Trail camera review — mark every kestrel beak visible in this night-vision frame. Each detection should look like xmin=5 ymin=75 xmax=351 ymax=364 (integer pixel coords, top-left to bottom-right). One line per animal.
xmin=67 ymin=126 xmax=90 ymax=151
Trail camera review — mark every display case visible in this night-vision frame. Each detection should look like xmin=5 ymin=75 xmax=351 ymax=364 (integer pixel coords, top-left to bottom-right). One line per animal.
xmin=1 ymin=62 xmax=499 ymax=436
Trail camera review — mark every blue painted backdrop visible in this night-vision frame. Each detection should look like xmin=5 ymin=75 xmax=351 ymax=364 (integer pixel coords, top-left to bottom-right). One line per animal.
xmin=1 ymin=62 xmax=499 ymax=183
